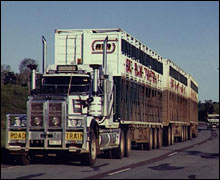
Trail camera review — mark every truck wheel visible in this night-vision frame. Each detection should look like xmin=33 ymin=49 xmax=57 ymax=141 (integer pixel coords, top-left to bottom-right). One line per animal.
xmin=81 ymin=130 xmax=97 ymax=166
xmin=124 ymin=129 xmax=131 ymax=157
xmin=181 ymin=126 xmax=184 ymax=142
xmin=112 ymin=129 xmax=125 ymax=159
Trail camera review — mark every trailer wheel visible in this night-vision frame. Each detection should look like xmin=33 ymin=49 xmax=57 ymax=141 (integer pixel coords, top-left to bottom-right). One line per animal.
xmin=181 ymin=126 xmax=184 ymax=142
xmin=194 ymin=126 xmax=198 ymax=137
xmin=153 ymin=128 xmax=158 ymax=149
xmin=147 ymin=128 xmax=153 ymax=150
xmin=188 ymin=126 xmax=192 ymax=140
xmin=171 ymin=127 xmax=174 ymax=145
xmin=157 ymin=128 xmax=163 ymax=148
xmin=183 ymin=126 xmax=185 ymax=141
xmin=186 ymin=126 xmax=189 ymax=140
xmin=81 ymin=130 xmax=97 ymax=166
xmin=163 ymin=126 xmax=171 ymax=146
xmin=125 ymin=129 xmax=131 ymax=157
xmin=112 ymin=129 xmax=125 ymax=159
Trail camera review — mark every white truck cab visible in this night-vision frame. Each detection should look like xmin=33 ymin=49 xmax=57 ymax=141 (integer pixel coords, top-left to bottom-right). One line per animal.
xmin=207 ymin=114 xmax=219 ymax=129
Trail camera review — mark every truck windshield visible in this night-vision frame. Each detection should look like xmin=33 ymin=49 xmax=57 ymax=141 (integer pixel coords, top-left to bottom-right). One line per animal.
xmin=208 ymin=116 xmax=219 ymax=119
xmin=40 ymin=76 xmax=90 ymax=95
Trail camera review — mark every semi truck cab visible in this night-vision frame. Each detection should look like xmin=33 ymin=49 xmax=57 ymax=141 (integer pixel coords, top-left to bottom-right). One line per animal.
xmin=6 ymin=61 xmax=122 ymax=166
xmin=207 ymin=114 xmax=219 ymax=129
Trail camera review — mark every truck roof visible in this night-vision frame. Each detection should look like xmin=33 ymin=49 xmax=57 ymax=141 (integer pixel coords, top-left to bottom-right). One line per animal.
xmin=208 ymin=114 xmax=219 ymax=117
xmin=43 ymin=73 xmax=89 ymax=77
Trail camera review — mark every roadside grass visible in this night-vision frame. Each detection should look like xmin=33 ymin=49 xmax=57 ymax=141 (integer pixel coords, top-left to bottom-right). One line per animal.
xmin=1 ymin=84 xmax=28 ymax=148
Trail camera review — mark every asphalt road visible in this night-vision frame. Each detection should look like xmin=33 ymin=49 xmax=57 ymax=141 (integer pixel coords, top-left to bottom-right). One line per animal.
xmin=1 ymin=124 xmax=219 ymax=179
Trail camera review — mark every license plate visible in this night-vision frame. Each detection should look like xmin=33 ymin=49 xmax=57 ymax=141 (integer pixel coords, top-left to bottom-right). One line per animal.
xmin=9 ymin=131 xmax=26 ymax=140
xmin=66 ymin=132 xmax=83 ymax=141
xmin=49 ymin=140 xmax=62 ymax=145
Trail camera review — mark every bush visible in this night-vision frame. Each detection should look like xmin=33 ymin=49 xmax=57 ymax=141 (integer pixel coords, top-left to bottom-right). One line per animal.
xmin=1 ymin=84 xmax=28 ymax=147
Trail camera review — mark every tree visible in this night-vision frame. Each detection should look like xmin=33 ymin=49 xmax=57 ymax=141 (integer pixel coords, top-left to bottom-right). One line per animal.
xmin=1 ymin=64 xmax=12 ymax=85
xmin=19 ymin=58 xmax=38 ymax=74
xmin=204 ymin=100 xmax=214 ymax=114
xmin=198 ymin=100 xmax=219 ymax=121
xmin=1 ymin=64 xmax=11 ymax=79
xmin=19 ymin=58 xmax=38 ymax=86
xmin=1 ymin=64 xmax=11 ymax=73
xmin=3 ymin=72 xmax=16 ymax=85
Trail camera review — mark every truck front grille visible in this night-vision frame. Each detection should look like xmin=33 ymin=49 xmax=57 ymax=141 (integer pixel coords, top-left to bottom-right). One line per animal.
xmin=49 ymin=103 xmax=62 ymax=127
xmin=29 ymin=101 xmax=63 ymax=128
xmin=31 ymin=103 xmax=43 ymax=127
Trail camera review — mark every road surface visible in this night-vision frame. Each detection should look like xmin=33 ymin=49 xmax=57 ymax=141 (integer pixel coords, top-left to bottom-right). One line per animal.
xmin=1 ymin=124 xmax=219 ymax=179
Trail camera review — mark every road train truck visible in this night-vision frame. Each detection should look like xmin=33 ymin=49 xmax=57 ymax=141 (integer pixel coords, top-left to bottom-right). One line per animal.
xmin=5 ymin=28 xmax=198 ymax=166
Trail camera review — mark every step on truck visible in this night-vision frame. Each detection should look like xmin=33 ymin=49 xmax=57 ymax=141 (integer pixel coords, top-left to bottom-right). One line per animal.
xmin=5 ymin=28 xmax=198 ymax=166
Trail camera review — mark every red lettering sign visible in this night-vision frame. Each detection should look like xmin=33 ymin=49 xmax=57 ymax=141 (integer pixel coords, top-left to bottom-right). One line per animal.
xmin=171 ymin=79 xmax=174 ymax=88
xmin=176 ymin=82 xmax=179 ymax=90
xmin=180 ymin=85 xmax=183 ymax=93
xmin=126 ymin=59 xmax=132 ymax=73
xmin=134 ymin=63 xmax=139 ymax=76
xmin=139 ymin=66 xmax=143 ymax=78
xmin=151 ymin=72 xmax=156 ymax=84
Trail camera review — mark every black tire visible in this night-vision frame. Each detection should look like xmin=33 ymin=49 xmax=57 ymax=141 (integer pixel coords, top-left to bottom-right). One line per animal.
xmin=81 ymin=130 xmax=97 ymax=166
xmin=112 ymin=129 xmax=125 ymax=159
xmin=124 ymin=129 xmax=131 ymax=157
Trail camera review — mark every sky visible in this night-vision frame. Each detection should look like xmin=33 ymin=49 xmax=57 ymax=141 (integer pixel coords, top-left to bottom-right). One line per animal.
xmin=1 ymin=1 xmax=219 ymax=102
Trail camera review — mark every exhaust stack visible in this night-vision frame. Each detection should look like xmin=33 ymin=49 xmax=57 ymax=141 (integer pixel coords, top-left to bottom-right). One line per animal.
xmin=102 ymin=36 xmax=108 ymax=74
xmin=27 ymin=64 xmax=37 ymax=90
xmin=90 ymin=64 xmax=101 ymax=96
xmin=42 ymin=36 xmax=47 ymax=74
xmin=102 ymin=36 xmax=109 ymax=117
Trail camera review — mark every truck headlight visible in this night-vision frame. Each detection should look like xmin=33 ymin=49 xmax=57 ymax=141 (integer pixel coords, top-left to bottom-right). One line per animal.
xmin=49 ymin=116 xmax=61 ymax=127
xmin=34 ymin=117 xmax=42 ymax=126
xmin=31 ymin=116 xmax=43 ymax=126
xmin=14 ymin=117 xmax=21 ymax=127
xmin=52 ymin=117 xmax=60 ymax=126
xmin=20 ymin=116 xmax=27 ymax=127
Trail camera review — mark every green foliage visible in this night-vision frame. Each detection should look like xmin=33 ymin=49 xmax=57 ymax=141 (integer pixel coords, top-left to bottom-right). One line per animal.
xmin=1 ymin=84 xmax=28 ymax=147
xmin=198 ymin=100 xmax=219 ymax=121
xmin=19 ymin=58 xmax=39 ymax=74
xmin=213 ymin=102 xmax=219 ymax=114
